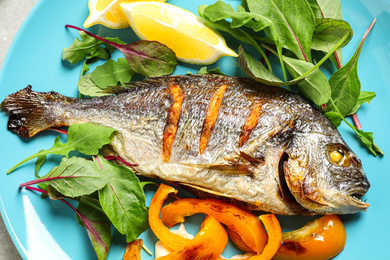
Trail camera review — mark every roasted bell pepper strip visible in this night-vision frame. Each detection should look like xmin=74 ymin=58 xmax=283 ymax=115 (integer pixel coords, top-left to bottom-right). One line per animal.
xmin=247 ymin=214 xmax=282 ymax=260
xmin=156 ymin=215 xmax=228 ymax=260
xmin=123 ymin=239 xmax=143 ymax=260
xmin=149 ymin=183 xmax=191 ymax=251
xmin=274 ymin=215 xmax=346 ymax=260
xmin=160 ymin=198 xmax=267 ymax=254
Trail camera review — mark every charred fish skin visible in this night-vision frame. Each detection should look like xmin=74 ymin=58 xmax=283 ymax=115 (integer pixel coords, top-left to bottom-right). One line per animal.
xmin=0 ymin=74 xmax=370 ymax=215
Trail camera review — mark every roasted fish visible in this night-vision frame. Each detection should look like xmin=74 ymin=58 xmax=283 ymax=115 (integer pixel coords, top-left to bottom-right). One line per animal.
xmin=1 ymin=74 xmax=370 ymax=215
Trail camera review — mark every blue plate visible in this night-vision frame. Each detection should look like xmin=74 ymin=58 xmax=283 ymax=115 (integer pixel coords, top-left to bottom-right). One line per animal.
xmin=1 ymin=0 xmax=389 ymax=259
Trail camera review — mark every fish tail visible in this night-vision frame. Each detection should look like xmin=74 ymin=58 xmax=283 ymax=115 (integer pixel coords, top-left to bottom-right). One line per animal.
xmin=1 ymin=86 xmax=72 ymax=138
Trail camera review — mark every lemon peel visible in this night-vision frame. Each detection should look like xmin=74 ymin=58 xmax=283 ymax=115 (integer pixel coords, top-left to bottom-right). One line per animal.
xmin=120 ymin=1 xmax=237 ymax=65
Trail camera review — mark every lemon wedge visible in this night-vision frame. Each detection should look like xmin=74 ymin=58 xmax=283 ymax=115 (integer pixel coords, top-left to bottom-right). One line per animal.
xmin=84 ymin=0 xmax=166 ymax=29
xmin=120 ymin=1 xmax=238 ymax=65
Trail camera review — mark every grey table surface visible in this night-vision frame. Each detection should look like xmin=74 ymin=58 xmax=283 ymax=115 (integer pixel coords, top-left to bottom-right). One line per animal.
xmin=0 ymin=0 xmax=38 ymax=259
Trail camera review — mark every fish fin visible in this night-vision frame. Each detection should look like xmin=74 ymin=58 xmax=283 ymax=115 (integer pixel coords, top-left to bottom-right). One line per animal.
xmin=178 ymin=183 xmax=234 ymax=198
xmin=182 ymin=163 xmax=254 ymax=176
xmin=99 ymin=85 xmax=132 ymax=95
xmin=0 ymin=86 xmax=71 ymax=138
xmin=239 ymin=151 xmax=265 ymax=166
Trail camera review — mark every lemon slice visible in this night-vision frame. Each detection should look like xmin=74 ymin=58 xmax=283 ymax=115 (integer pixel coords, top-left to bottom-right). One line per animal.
xmin=84 ymin=0 xmax=166 ymax=29
xmin=120 ymin=1 xmax=238 ymax=64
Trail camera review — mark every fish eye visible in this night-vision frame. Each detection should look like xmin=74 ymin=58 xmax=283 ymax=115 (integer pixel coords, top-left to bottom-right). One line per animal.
xmin=327 ymin=144 xmax=351 ymax=167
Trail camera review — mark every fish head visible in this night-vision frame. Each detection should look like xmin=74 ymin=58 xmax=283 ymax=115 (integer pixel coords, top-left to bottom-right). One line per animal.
xmin=283 ymin=128 xmax=370 ymax=214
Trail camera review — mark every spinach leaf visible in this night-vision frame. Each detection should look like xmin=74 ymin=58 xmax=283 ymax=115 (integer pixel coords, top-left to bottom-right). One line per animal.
xmin=98 ymin=157 xmax=149 ymax=243
xmin=284 ymin=55 xmax=331 ymax=105
xmin=238 ymin=46 xmax=285 ymax=86
xmin=312 ymin=18 xmax=352 ymax=54
xmin=307 ymin=0 xmax=343 ymax=19
xmin=245 ymin=0 xmax=315 ymax=62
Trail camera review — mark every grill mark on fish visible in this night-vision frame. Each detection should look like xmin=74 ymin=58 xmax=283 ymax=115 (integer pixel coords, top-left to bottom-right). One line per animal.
xmin=162 ymin=83 xmax=185 ymax=162
xmin=199 ymin=84 xmax=227 ymax=154
xmin=0 ymin=74 xmax=371 ymax=215
xmin=238 ymin=101 xmax=263 ymax=148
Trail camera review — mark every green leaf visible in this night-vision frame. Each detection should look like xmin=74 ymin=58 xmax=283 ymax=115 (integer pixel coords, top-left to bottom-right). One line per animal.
xmin=91 ymin=58 xmax=135 ymax=89
xmin=237 ymin=46 xmax=285 ymax=86
xmin=198 ymin=4 xmax=273 ymax=71
xmin=62 ymin=31 xmax=124 ymax=65
xmin=76 ymin=198 xmax=111 ymax=260
xmin=284 ymin=55 xmax=331 ymax=105
xmin=325 ymin=111 xmax=343 ymax=127
xmin=22 ymin=156 xmax=110 ymax=198
xmin=246 ymin=0 xmax=315 ymax=62
xmin=312 ymin=18 xmax=352 ymax=54
xmin=78 ymin=74 xmax=112 ymax=97
xmin=350 ymin=126 xmax=384 ymax=156
xmin=195 ymin=66 xmax=225 ymax=75
xmin=122 ymin=40 xmax=177 ymax=78
xmin=347 ymin=91 xmax=376 ymax=115
xmin=98 ymin=157 xmax=149 ymax=242
xmin=8 ymin=123 xmax=116 ymax=173
xmin=307 ymin=0 xmax=343 ymax=19
xmin=325 ymin=46 xmax=363 ymax=116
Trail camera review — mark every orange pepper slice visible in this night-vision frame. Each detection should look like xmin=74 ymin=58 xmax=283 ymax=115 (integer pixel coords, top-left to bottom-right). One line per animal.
xmin=247 ymin=214 xmax=282 ymax=260
xmin=123 ymin=239 xmax=143 ymax=260
xmin=160 ymin=198 xmax=267 ymax=254
xmin=274 ymin=215 xmax=346 ymax=260
xmin=156 ymin=215 xmax=228 ymax=260
xmin=148 ymin=183 xmax=190 ymax=251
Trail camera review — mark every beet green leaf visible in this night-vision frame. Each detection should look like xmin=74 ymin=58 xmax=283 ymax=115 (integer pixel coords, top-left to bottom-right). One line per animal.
xmin=20 ymin=156 xmax=110 ymax=198
xmin=97 ymin=157 xmax=148 ymax=243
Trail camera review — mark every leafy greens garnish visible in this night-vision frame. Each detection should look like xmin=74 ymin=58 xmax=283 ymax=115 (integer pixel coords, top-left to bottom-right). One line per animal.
xmin=198 ymin=0 xmax=382 ymax=155
xmin=19 ymin=124 xmax=149 ymax=260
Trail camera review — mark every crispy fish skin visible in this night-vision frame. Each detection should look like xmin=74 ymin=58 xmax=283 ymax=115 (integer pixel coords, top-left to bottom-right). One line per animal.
xmin=1 ymin=75 xmax=370 ymax=215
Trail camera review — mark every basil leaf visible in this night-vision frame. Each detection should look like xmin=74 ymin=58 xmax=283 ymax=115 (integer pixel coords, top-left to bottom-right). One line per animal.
xmin=98 ymin=157 xmax=149 ymax=242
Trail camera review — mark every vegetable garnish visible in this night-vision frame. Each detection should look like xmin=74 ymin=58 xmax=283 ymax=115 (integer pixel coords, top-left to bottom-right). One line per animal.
xmin=65 ymin=24 xmax=177 ymax=78
xmin=250 ymin=214 xmax=282 ymax=260
xmin=156 ymin=216 xmax=229 ymax=260
xmin=83 ymin=0 xmax=167 ymax=29
xmin=274 ymin=215 xmax=346 ymax=260
xmin=160 ymin=198 xmax=267 ymax=254
xmin=197 ymin=0 xmax=382 ymax=156
xmin=119 ymin=1 xmax=237 ymax=65
xmin=123 ymin=239 xmax=143 ymax=260
xmin=15 ymin=124 xmax=149 ymax=259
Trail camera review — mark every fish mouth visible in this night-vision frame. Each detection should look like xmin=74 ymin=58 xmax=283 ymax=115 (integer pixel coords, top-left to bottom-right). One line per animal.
xmin=343 ymin=188 xmax=369 ymax=210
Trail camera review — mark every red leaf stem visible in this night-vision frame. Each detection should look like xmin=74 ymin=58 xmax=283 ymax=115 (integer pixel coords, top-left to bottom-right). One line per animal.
xmin=103 ymin=156 xmax=139 ymax=167
xmin=65 ymin=24 xmax=123 ymax=49
xmin=51 ymin=129 xmax=68 ymax=135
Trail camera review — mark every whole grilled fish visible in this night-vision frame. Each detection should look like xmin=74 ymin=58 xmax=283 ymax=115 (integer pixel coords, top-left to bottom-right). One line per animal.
xmin=1 ymin=74 xmax=369 ymax=215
